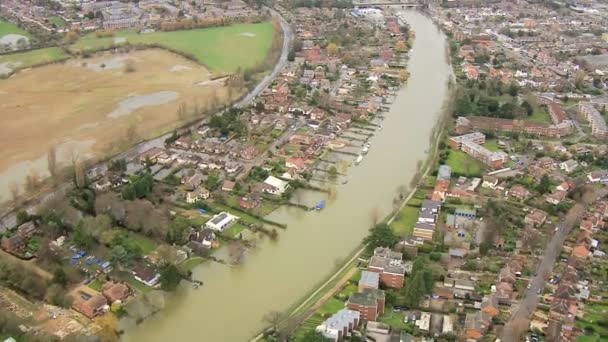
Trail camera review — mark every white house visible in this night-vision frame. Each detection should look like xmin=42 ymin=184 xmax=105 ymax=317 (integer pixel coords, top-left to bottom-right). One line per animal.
xmin=262 ymin=176 xmax=289 ymax=195
xmin=205 ymin=212 xmax=239 ymax=232
xmin=185 ymin=187 xmax=210 ymax=204
xmin=559 ymin=160 xmax=579 ymax=173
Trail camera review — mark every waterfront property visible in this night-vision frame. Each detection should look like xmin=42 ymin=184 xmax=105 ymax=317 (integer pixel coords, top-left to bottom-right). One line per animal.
xmin=205 ymin=212 xmax=239 ymax=232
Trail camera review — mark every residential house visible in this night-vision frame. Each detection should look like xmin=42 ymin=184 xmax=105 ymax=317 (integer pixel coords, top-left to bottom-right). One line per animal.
xmin=240 ymin=145 xmax=258 ymax=160
xmin=346 ymin=288 xmax=385 ymax=321
xmin=571 ymin=245 xmax=589 ymax=259
xmin=315 ymin=309 xmax=360 ymax=342
xmin=222 ymin=180 xmax=236 ymax=192
xmin=366 ymin=247 xmax=406 ymax=288
xmin=358 ymin=270 xmax=380 ymax=291
xmin=495 ymin=282 xmax=514 ymax=302
xmin=480 ymin=296 xmax=500 ymax=317
xmin=132 ymin=264 xmax=160 ymax=287
xmin=186 ymin=187 xmax=210 ymax=204
xmin=465 ymin=311 xmax=491 ymax=340
xmin=205 ymin=212 xmax=239 ymax=232
xmin=101 ymin=282 xmax=130 ymax=303
xmin=546 ymin=190 xmax=567 ymax=205
xmin=525 ymin=210 xmax=547 ymax=227
xmin=508 ymin=184 xmax=530 ymax=200
xmin=1 ymin=236 xmax=24 ymax=254
xmin=239 ymin=195 xmax=260 ymax=210
xmin=261 ymin=176 xmax=289 ymax=195
xmin=188 ymin=228 xmax=216 ymax=251
xmin=72 ymin=294 xmax=108 ymax=319
xmin=559 ymin=159 xmax=579 ymax=174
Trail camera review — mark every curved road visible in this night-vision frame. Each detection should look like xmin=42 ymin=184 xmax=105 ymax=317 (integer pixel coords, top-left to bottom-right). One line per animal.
xmin=0 ymin=10 xmax=293 ymax=230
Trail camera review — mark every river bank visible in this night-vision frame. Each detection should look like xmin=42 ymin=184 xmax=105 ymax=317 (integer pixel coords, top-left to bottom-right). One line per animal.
xmin=263 ymin=15 xmax=457 ymax=340
xmin=121 ymin=9 xmax=451 ymax=342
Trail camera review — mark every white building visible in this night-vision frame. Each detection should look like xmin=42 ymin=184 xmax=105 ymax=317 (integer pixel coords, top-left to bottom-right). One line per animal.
xmin=316 ymin=309 xmax=360 ymax=341
xmin=205 ymin=212 xmax=239 ymax=231
xmin=262 ymin=176 xmax=289 ymax=195
xmin=416 ymin=312 xmax=431 ymax=332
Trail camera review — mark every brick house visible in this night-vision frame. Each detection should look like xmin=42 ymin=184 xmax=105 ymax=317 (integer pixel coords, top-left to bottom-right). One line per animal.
xmin=366 ymin=247 xmax=406 ymax=288
xmin=525 ymin=210 xmax=547 ymax=227
xmin=346 ymin=288 xmax=385 ymax=321
xmin=72 ymin=294 xmax=108 ymax=319
xmin=508 ymin=184 xmax=530 ymax=200
xmin=102 ymin=282 xmax=130 ymax=303
xmin=1 ymin=235 xmax=24 ymax=253
xmin=358 ymin=271 xmax=379 ymax=291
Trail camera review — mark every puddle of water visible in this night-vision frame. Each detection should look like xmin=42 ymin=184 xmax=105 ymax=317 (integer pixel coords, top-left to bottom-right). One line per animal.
xmin=108 ymin=91 xmax=179 ymax=119
xmin=85 ymin=56 xmax=128 ymax=72
xmin=0 ymin=61 xmax=22 ymax=75
xmin=0 ymin=140 xmax=96 ymax=202
xmin=170 ymin=65 xmax=191 ymax=72
xmin=240 ymin=32 xmax=256 ymax=37
xmin=76 ymin=122 xmax=100 ymax=131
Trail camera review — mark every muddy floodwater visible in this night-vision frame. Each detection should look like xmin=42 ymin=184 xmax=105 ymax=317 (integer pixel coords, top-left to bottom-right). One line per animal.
xmin=123 ymin=10 xmax=450 ymax=342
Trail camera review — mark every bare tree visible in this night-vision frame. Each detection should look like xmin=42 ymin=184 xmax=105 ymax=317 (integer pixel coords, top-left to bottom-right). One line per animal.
xmin=369 ymin=207 xmax=380 ymax=226
xmin=263 ymin=311 xmax=285 ymax=333
xmin=47 ymin=146 xmax=57 ymax=182
xmin=125 ymin=123 xmax=140 ymax=144
xmin=228 ymin=240 xmax=246 ymax=265
xmin=9 ymin=182 xmax=20 ymax=205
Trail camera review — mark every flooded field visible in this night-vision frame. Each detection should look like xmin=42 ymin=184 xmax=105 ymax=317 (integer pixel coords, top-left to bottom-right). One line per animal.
xmin=0 ymin=49 xmax=235 ymax=202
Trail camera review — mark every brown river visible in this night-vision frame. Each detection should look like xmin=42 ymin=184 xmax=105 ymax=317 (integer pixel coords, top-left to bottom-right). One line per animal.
xmin=123 ymin=10 xmax=450 ymax=342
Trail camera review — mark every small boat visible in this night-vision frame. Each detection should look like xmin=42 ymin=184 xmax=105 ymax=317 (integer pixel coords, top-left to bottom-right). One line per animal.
xmin=342 ymin=180 xmax=348 ymax=185
xmin=355 ymin=155 xmax=363 ymax=165
xmin=362 ymin=146 xmax=369 ymax=155
xmin=315 ymin=200 xmax=326 ymax=210
xmin=378 ymin=125 xmax=383 ymax=131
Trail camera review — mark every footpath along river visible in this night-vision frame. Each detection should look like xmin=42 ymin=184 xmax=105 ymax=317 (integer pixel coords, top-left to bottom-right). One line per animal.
xmin=123 ymin=9 xmax=451 ymax=342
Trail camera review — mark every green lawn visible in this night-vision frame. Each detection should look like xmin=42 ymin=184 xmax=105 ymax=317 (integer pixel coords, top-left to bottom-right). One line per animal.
xmin=446 ymin=150 xmax=484 ymax=177
xmin=47 ymin=16 xmax=67 ymax=27
xmin=0 ymin=18 xmax=31 ymax=37
xmin=484 ymin=139 xmax=501 ymax=152
xmin=0 ymin=47 xmax=68 ymax=73
xmin=391 ymin=205 xmax=419 ymax=236
xmin=378 ymin=306 xmax=408 ymax=330
xmin=180 ymin=257 xmax=205 ymax=270
xmin=222 ymin=223 xmax=247 ymax=238
xmin=125 ymin=233 xmax=158 ymax=255
xmin=576 ymin=302 xmax=608 ymax=341
xmin=126 ymin=277 xmax=152 ymax=293
xmin=526 ymin=108 xmax=552 ymax=124
xmin=317 ymin=297 xmax=345 ymax=315
xmin=88 ymin=279 xmax=103 ymax=292
xmin=70 ymin=22 xmax=274 ymax=73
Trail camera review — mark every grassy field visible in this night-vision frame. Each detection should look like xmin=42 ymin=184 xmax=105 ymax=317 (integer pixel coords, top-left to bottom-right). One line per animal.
xmin=484 ymin=139 xmax=501 ymax=152
xmin=576 ymin=302 xmax=608 ymax=341
xmin=0 ymin=18 xmax=31 ymax=38
xmin=391 ymin=205 xmax=420 ymax=236
xmin=446 ymin=150 xmax=485 ymax=177
xmin=526 ymin=108 xmax=552 ymax=124
xmin=0 ymin=47 xmax=68 ymax=72
xmin=87 ymin=279 xmax=103 ymax=292
xmin=223 ymin=223 xmax=247 ymax=238
xmin=125 ymin=232 xmax=158 ymax=255
xmin=70 ymin=22 xmax=274 ymax=73
xmin=47 ymin=16 xmax=67 ymax=27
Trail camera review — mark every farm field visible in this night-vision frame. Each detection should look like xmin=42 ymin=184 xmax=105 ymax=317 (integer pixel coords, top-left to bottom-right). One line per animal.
xmin=0 ymin=49 xmax=235 ymax=202
xmin=0 ymin=47 xmax=68 ymax=75
xmin=70 ymin=22 xmax=274 ymax=73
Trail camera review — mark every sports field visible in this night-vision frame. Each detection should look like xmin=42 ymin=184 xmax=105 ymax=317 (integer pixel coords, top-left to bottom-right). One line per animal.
xmin=0 ymin=18 xmax=31 ymax=38
xmin=70 ymin=22 xmax=274 ymax=73
xmin=0 ymin=49 xmax=234 ymax=201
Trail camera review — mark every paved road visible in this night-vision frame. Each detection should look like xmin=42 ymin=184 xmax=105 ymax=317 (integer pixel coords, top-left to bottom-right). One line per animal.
xmin=500 ymin=189 xmax=600 ymax=341
xmin=0 ymin=10 xmax=293 ymax=230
